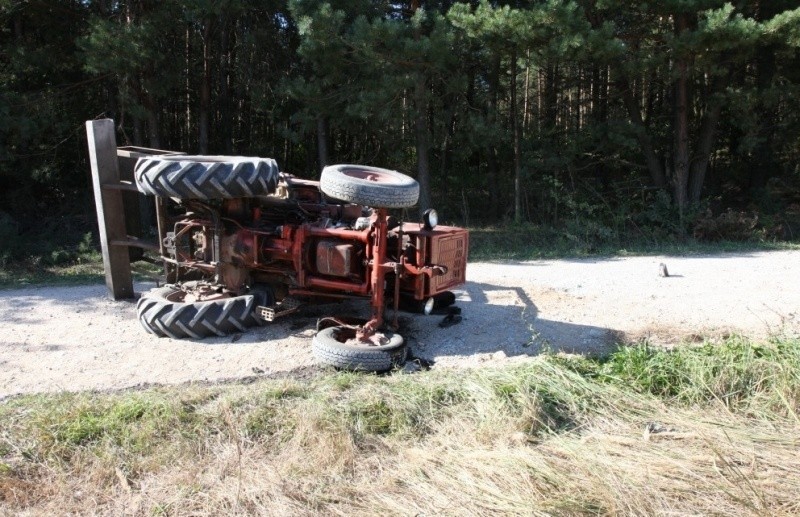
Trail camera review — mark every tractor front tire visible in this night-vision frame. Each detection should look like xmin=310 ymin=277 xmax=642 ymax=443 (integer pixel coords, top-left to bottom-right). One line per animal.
xmin=135 ymin=155 xmax=279 ymax=199
xmin=136 ymin=285 xmax=260 ymax=339
xmin=320 ymin=164 xmax=419 ymax=208
xmin=312 ymin=326 xmax=407 ymax=372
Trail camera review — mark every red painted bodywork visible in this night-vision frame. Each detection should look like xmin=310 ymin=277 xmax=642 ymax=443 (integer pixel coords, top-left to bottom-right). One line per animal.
xmin=163 ymin=176 xmax=469 ymax=336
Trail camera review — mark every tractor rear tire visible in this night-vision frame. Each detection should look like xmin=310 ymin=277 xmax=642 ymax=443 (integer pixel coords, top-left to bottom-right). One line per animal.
xmin=320 ymin=164 xmax=419 ymax=208
xmin=312 ymin=326 xmax=407 ymax=372
xmin=135 ymin=155 xmax=279 ymax=199
xmin=136 ymin=285 xmax=260 ymax=339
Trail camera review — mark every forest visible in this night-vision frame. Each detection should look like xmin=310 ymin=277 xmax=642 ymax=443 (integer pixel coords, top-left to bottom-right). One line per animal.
xmin=1 ymin=0 xmax=800 ymax=264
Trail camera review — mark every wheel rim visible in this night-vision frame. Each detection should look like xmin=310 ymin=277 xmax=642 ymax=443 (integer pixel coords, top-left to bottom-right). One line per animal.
xmin=329 ymin=326 xmax=400 ymax=348
xmin=164 ymin=285 xmax=233 ymax=303
xmin=341 ymin=167 xmax=404 ymax=185
xmin=163 ymin=289 xmax=188 ymax=303
xmin=332 ymin=327 xmax=358 ymax=342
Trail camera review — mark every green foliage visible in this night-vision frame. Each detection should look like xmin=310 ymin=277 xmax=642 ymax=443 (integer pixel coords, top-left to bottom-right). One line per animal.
xmin=0 ymin=212 xmax=21 ymax=267
xmin=595 ymin=337 xmax=800 ymax=414
xmin=2 ymin=0 xmax=800 ymax=263
xmin=0 ymin=209 xmax=101 ymax=268
xmin=17 ymin=392 xmax=205 ymax=463
xmin=241 ymin=385 xmax=307 ymax=440
xmin=692 ymin=209 xmax=760 ymax=241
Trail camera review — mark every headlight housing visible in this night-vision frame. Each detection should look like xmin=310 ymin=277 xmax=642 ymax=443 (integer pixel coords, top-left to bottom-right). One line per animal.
xmin=422 ymin=208 xmax=438 ymax=230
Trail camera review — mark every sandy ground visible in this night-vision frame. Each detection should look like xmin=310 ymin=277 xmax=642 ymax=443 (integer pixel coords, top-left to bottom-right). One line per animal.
xmin=1 ymin=250 xmax=799 ymax=398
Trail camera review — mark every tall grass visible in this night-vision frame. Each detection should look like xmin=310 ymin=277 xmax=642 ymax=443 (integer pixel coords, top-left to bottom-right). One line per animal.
xmin=2 ymin=337 xmax=800 ymax=515
xmin=562 ymin=336 xmax=800 ymax=417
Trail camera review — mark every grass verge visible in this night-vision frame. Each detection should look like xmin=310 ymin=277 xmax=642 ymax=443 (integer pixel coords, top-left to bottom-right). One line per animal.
xmin=468 ymin=224 xmax=800 ymax=261
xmin=0 ymin=221 xmax=162 ymax=289
xmin=2 ymin=336 xmax=799 ymax=515
xmin=0 ymin=258 xmax=162 ymax=289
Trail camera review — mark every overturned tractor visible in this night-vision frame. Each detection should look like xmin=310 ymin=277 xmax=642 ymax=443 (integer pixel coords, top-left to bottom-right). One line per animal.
xmin=132 ymin=155 xmax=469 ymax=371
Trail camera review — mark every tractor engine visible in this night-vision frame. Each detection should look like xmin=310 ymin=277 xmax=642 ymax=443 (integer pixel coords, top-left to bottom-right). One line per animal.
xmin=161 ymin=173 xmax=467 ymax=315
xmin=162 ymin=175 xmax=373 ymax=295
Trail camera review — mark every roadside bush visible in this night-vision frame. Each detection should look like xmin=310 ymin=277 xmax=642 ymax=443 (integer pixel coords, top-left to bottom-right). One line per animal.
xmin=692 ymin=209 xmax=759 ymax=241
xmin=0 ymin=215 xmax=100 ymax=268
xmin=0 ymin=212 xmax=22 ymax=267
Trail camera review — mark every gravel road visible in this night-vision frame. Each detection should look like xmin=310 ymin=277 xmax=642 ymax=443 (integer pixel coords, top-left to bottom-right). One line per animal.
xmin=1 ymin=251 xmax=799 ymax=398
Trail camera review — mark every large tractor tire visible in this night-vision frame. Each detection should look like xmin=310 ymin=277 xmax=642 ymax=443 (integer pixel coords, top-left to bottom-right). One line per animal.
xmin=134 ymin=155 xmax=279 ymax=199
xmin=312 ymin=326 xmax=407 ymax=372
xmin=320 ymin=164 xmax=419 ymax=208
xmin=136 ymin=285 xmax=260 ymax=339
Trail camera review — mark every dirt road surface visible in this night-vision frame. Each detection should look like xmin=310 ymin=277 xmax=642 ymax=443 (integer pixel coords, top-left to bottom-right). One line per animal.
xmin=1 ymin=251 xmax=798 ymax=398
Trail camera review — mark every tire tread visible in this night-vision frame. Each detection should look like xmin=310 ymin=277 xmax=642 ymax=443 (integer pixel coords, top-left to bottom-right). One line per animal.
xmin=136 ymin=286 xmax=259 ymax=339
xmin=312 ymin=327 xmax=407 ymax=371
xmin=135 ymin=156 xmax=279 ymax=199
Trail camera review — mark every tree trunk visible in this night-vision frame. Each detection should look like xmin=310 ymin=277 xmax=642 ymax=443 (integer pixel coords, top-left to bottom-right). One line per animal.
xmin=522 ymin=50 xmax=530 ymax=135
xmin=413 ymin=73 xmax=432 ymax=213
xmin=486 ymin=52 xmax=501 ymax=221
xmin=218 ymin=17 xmax=232 ymax=154
xmin=146 ymin=108 xmax=160 ymax=148
xmin=316 ymin=115 xmax=329 ymax=172
xmin=198 ymin=20 xmax=213 ymax=154
xmin=688 ymin=102 xmax=722 ymax=203
xmin=673 ymin=14 xmax=691 ymax=220
xmin=749 ymin=1 xmax=779 ymax=189
xmin=131 ymin=74 xmax=161 ymax=148
xmin=440 ymin=98 xmax=456 ymax=183
xmin=511 ymin=50 xmax=522 ymax=223
xmin=749 ymin=48 xmax=777 ymax=189
xmin=133 ymin=117 xmax=143 ymax=146
xmin=543 ymin=62 xmax=558 ymax=135
xmin=591 ymin=65 xmax=607 ymax=184
xmin=184 ymin=27 xmax=192 ymax=151
xmin=688 ymin=70 xmax=729 ymax=203
xmin=619 ymin=78 xmax=666 ymax=188
xmin=13 ymin=12 xmax=22 ymax=40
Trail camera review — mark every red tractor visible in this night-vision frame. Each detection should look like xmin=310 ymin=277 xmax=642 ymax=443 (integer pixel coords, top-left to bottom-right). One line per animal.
xmin=133 ymin=156 xmax=468 ymax=371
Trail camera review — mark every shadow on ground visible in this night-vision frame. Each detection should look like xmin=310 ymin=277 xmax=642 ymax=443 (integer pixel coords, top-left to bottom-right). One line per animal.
xmin=0 ymin=280 xmax=620 ymax=370
xmin=146 ymin=279 xmax=622 ymax=362
xmin=404 ymin=280 xmax=621 ymax=363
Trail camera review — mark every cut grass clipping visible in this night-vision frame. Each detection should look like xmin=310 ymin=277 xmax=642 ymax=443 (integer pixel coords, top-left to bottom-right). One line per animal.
xmin=2 ymin=337 xmax=799 ymax=515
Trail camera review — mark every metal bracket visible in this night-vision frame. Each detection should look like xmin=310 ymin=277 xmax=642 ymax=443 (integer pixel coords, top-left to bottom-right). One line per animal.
xmin=86 ymin=119 xmax=185 ymax=300
xmin=256 ymin=297 xmax=302 ymax=322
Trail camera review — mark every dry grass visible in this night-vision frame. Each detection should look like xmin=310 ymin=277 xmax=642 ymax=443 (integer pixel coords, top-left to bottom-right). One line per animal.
xmin=2 ymin=338 xmax=800 ymax=516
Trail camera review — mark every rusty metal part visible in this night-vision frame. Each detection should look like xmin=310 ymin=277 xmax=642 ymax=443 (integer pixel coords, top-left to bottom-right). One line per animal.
xmin=403 ymin=263 xmax=448 ymax=277
xmin=316 ymin=316 xmax=367 ymax=332
xmin=220 ymin=263 xmax=249 ymax=291
xmin=316 ymin=241 xmax=355 ymax=277
xmin=397 ymin=224 xmax=469 ymax=300
xmin=256 ymin=297 xmax=302 ymax=322
xmin=179 ymin=282 xmax=231 ymax=303
xmin=358 ymin=208 xmax=390 ymax=340
xmin=392 ymin=222 xmax=403 ymax=330
xmin=324 ymin=323 xmax=397 ymax=348
xmin=429 ymin=231 xmax=468 ymax=293
xmin=287 ymin=289 xmax=360 ymax=300
xmin=149 ymin=173 xmax=469 ymax=345
xmin=347 ymin=330 xmax=396 ymax=347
